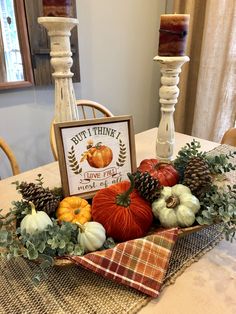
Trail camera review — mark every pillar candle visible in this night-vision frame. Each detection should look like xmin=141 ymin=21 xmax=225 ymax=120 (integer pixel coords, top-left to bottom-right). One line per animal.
xmin=42 ymin=0 xmax=73 ymax=17
xmin=158 ymin=14 xmax=190 ymax=56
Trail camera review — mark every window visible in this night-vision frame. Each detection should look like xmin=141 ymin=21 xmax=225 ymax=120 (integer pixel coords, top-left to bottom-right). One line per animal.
xmin=0 ymin=0 xmax=80 ymax=89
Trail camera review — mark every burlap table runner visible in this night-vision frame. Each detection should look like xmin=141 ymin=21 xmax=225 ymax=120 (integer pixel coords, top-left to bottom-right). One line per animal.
xmin=0 ymin=224 xmax=223 ymax=314
xmin=0 ymin=144 xmax=235 ymax=314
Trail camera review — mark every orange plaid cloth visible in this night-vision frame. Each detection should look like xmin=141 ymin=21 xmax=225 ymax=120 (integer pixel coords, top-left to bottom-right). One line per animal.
xmin=70 ymin=228 xmax=178 ymax=297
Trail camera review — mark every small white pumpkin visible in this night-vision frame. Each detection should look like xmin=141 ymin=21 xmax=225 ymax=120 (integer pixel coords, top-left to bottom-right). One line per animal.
xmin=152 ymin=184 xmax=200 ymax=228
xmin=77 ymin=221 xmax=106 ymax=253
xmin=20 ymin=202 xmax=53 ymax=235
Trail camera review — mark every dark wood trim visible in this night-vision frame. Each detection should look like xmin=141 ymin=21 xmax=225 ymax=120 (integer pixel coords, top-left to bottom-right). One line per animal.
xmin=14 ymin=0 xmax=34 ymax=85
xmin=0 ymin=0 xmax=34 ymax=90
xmin=0 ymin=80 xmax=33 ymax=90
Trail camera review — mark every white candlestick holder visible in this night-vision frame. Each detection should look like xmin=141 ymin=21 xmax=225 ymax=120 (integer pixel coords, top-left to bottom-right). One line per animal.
xmin=154 ymin=55 xmax=189 ymax=160
xmin=38 ymin=17 xmax=79 ymax=122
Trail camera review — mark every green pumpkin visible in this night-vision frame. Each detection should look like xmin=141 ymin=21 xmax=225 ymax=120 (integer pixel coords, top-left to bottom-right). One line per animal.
xmin=152 ymin=184 xmax=200 ymax=228
xmin=20 ymin=202 xmax=53 ymax=235
xmin=77 ymin=221 xmax=106 ymax=253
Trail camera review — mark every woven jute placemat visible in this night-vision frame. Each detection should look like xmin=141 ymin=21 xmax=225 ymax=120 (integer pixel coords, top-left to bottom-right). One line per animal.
xmin=0 ymin=224 xmax=224 ymax=314
xmin=0 ymin=144 xmax=235 ymax=314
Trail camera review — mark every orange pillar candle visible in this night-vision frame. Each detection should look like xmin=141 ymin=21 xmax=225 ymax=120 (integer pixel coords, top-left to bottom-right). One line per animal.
xmin=158 ymin=14 xmax=190 ymax=56
xmin=42 ymin=0 xmax=73 ymax=17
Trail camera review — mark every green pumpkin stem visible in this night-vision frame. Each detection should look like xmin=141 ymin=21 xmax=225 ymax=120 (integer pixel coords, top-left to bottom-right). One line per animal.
xmin=95 ymin=142 xmax=102 ymax=149
xmin=74 ymin=208 xmax=80 ymax=215
xmin=29 ymin=201 xmax=37 ymax=215
xmin=76 ymin=222 xmax=85 ymax=232
xmin=154 ymin=161 xmax=172 ymax=170
xmin=116 ymin=173 xmax=135 ymax=207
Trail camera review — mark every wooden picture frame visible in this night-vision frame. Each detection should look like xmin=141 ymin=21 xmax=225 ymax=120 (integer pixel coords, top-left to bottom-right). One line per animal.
xmin=54 ymin=115 xmax=136 ymax=199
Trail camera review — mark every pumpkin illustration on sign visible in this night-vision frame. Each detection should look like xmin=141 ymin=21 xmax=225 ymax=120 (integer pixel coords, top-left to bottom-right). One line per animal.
xmin=137 ymin=159 xmax=179 ymax=187
xmin=81 ymin=140 xmax=113 ymax=168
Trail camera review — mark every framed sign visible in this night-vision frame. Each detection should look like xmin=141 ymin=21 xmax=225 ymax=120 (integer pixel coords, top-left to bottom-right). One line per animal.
xmin=54 ymin=115 xmax=137 ymax=198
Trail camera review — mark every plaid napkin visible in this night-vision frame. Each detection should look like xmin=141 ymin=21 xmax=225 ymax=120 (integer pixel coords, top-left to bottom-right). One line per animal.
xmin=69 ymin=228 xmax=178 ymax=297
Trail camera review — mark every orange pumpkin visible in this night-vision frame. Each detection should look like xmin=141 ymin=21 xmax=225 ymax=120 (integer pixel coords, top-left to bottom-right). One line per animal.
xmin=56 ymin=196 xmax=91 ymax=224
xmin=137 ymin=159 xmax=179 ymax=186
xmin=92 ymin=174 xmax=153 ymax=242
xmin=87 ymin=144 xmax=113 ymax=168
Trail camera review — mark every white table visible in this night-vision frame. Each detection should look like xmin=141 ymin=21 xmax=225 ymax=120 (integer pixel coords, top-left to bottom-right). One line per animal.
xmin=135 ymin=128 xmax=219 ymax=165
xmin=1 ymin=128 xmax=235 ymax=314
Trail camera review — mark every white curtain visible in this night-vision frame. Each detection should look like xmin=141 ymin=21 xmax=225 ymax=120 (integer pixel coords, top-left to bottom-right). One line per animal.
xmin=174 ymin=0 xmax=236 ymax=142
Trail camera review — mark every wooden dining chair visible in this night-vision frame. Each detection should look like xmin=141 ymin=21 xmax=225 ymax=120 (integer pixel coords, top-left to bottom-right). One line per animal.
xmin=0 ymin=137 xmax=20 ymax=177
xmin=50 ymin=99 xmax=114 ymax=161
xmin=221 ymin=128 xmax=236 ymax=147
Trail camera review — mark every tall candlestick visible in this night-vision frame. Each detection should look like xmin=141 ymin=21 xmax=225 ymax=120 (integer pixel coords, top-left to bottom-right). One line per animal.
xmin=38 ymin=17 xmax=79 ymax=122
xmin=158 ymin=14 xmax=190 ymax=56
xmin=154 ymin=56 xmax=189 ymax=160
xmin=43 ymin=0 xmax=73 ymax=17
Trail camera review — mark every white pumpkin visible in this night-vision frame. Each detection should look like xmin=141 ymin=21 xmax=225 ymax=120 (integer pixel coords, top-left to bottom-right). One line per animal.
xmin=77 ymin=221 xmax=106 ymax=252
xmin=152 ymin=184 xmax=200 ymax=228
xmin=20 ymin=202 xmax=53 ymax=235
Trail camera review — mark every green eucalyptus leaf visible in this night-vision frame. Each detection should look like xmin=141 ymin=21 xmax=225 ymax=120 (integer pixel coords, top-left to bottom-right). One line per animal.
xmin=39 ymin=259 xmax=52 ymax=270
xmin=32 ymin=274 xmax=41 ymax=286
xmin=57 ymin=248 xmax=66 ymax=256
xmin=37 ymin=242 xmax=46 ymax=253
xmin=12 ymin=248 xmax=20 ymax=257
xmin=66 ymin=243 xmax=74 ymax=253
xmin=74 ymin=244 xmax=84 ymax=256
xmin=59 ymin=240 xmax=66 ymax=249
xmin=196 ymin=216 xmax=205 ymax=225
xmin=26 ymin=249 xmax=38 ymax=260
xmin=26 ymin=242 xmax=39 ymax=260
xmin=101 ymin=237 xmax=116 ymax=250
xmin=0 ymin=230 xmax=9 ymax=245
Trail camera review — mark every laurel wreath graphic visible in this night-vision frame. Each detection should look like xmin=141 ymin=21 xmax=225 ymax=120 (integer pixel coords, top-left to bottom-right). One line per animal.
xmin=116 ymin=139 xmax=127 ymax=167
xmin=68 ymin=146 xmax=82 ymax=175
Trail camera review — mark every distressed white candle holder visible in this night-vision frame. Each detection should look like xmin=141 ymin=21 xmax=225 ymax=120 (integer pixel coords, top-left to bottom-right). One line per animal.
xmin=38 ymin=17 xmax=79 ymax=122
xmin=154 ymin=55 xmax=189 ymax=160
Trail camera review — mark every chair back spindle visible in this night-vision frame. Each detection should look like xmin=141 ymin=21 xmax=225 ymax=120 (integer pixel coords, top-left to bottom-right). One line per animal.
xmin=0 ymin=137 xmax=20 ymax=177
xmin=221 ymin=128 xmax=236 ymax=147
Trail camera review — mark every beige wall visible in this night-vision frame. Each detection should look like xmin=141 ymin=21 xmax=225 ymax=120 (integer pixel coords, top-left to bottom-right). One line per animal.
xmin=0 ymin=0 xmax=167 ymax=178
xmin=77 ymin=0 xmax=166 ymax=132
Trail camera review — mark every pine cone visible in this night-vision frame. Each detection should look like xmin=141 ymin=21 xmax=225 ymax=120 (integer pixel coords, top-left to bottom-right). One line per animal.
xmin=133 ymin=171 xmax=162 ymax=202
xmin=183 ymin=156 xmax=212 ymax=198
xmin=17 ymin=182 xmax=60 ymax=216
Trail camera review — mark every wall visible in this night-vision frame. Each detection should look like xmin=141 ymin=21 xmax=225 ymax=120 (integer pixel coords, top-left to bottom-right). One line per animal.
xmin=0 ymin=0 xmax=166 ymax=179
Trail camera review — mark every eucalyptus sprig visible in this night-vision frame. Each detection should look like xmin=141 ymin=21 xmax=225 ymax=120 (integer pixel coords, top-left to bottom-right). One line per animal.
xmin=206 ymin=151 xmax=236 ymax=174
xmin=174 ymin=140 xmax=236 ymax=241
xmin=174 ymin=140 xmax=207 ymax=180
xmin=18 ymin=220 xmax=84 ymax=260
xmin=0 ymin=218 xmax=84 ymax=261
xmin=174 ymin=140 xmax=236 ymax=181
xmin=10 ymin=200 xmax=31 ymax=221
xmin=13 ymin=174 xmax=44 ymax=191
xmin=35 ymin=173 xmax=44 ymax=186
xmin=0 ymin=207 xmax=84 ymax=283
xmin=196 ymin=184 xmax=236 ymax=241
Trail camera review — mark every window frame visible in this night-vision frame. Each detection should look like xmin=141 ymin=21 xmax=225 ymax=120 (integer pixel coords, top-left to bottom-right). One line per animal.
xmin=0 ymin=0 xmax=34 ymax=90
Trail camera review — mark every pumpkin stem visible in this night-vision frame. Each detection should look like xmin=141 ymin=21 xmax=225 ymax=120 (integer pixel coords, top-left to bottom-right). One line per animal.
xmin=116 ymin=173 xmax=135 ymax=207
xmin=166 ymin=196 xmax=180 ymax=208
xmin=76 ymin=222 xmax=85 ymax=232
xmin=95 ymin=141 xmax=102 ymax=149
xmin=29 ymin=201 xmax=37 ymax=215
xmin=154 ymin=161 xmax=172 ymax=170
